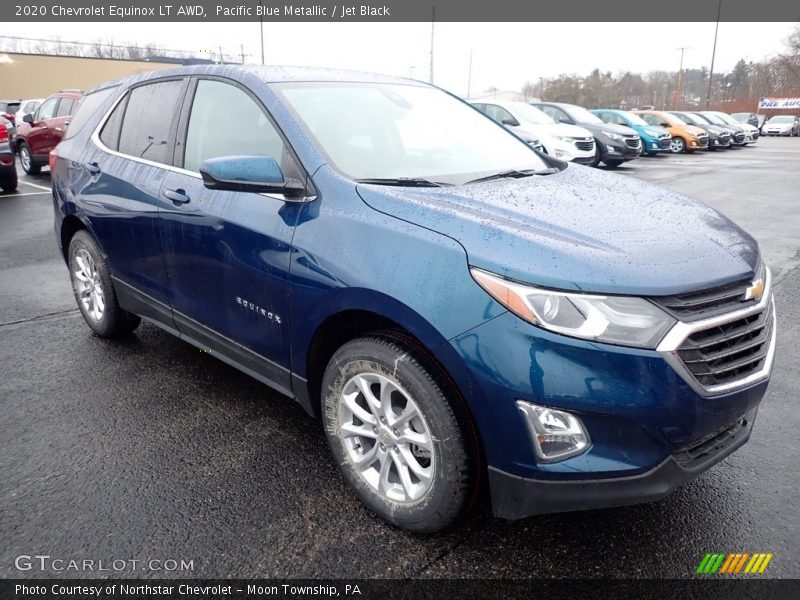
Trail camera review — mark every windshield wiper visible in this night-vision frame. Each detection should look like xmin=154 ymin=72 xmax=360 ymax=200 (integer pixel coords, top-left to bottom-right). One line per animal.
xmin=356 ymin=177 xmax=449 ymax=187
xmin=465 ymin=168 xmax=559 ymax=185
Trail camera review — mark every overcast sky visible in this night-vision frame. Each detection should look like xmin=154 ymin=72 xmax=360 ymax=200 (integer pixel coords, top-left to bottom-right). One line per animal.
xmin=6 ymin=22 xmax=798 ymax=95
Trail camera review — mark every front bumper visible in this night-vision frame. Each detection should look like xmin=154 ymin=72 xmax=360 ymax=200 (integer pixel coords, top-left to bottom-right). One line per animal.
xmin=600 ymin=140 xmax=640 ymax=161
xmin=490 ymin=408 xmax=756 ymax=519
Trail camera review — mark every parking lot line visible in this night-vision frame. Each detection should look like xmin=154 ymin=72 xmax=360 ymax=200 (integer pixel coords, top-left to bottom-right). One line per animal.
xmin=0 ymin=191 xmax=49 ymax=197
xmin=18 ymin=180 xmax=52 ymax=192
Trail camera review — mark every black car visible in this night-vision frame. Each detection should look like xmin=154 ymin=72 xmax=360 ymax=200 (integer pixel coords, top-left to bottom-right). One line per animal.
xmin=731 ymin=112 xmax=759 ymax=128
xmin=699 ymin=112 xmax=747 ymax=145
xmin=532 ymin=101 xmax=641 ymax=168
xmin=671 ymin=111 xmax=731 ymax=150
xmin=0 ymin=117 xmax=18 ymax=192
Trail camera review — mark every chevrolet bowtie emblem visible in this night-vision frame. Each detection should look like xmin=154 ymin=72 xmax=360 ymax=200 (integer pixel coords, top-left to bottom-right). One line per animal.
xmin=744 ymin=279 xmax=765 ymax=301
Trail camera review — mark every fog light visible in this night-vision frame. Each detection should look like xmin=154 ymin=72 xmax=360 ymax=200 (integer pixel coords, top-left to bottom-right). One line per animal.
xmin=691 ymin=141 xmax=698 ymax=147
xmin=517 ymin=401 xmax=590 ymax=462
xmin=651 ymin=142 xmax=658 ymax=149
xmin=606 ymin=145 xmax=618 ymax=153
xmin=554 ymin=149 xmax=567 ymax=158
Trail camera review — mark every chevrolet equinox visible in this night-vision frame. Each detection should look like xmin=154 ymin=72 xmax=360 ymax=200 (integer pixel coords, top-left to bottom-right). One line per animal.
xmin=52 ymin=66 xmax=776 ymax=532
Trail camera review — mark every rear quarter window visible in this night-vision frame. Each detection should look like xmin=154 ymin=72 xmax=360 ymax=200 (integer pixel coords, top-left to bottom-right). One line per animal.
xmin=64 ymin=87 xmax=117 ymax=140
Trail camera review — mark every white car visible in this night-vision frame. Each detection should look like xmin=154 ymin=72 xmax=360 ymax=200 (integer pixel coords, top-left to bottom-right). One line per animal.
xmin=706 ymin=110 xmax=760 ymax=144
xmin=16 ymin=98 xmax=44 ymax=128
xmin=762 ymin=115 xmax=800 ymax=136
xmin=472 ymin=100 xmax=596 ymax=164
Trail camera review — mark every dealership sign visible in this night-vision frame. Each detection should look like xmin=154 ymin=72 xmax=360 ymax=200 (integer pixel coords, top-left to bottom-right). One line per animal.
xmin=758 ymin=97 xmax=800 ymax=109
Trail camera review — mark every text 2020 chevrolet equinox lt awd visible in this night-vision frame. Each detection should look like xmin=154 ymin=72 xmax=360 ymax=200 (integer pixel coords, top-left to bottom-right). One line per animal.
xmin=51 ymin=66 xmax=776 ymax=533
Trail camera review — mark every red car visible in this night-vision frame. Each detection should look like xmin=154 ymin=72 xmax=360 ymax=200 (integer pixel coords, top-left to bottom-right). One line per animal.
xmin=15 ymin=91 xmax=82 ymax=175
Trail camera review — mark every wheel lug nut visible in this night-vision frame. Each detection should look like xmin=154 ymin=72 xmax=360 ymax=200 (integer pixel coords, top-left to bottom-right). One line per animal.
xmin=379 ymin=443 xmax=386 ymax=451
xmin=392 ymin=446 xmax=399 ymax=453
xmin=380 ymin=417 xmax=387 ymax=424
xmin=393 ymin=429 xmax=399 ymax=436
xmin=372 ymin=426 xmax=378 ymax=434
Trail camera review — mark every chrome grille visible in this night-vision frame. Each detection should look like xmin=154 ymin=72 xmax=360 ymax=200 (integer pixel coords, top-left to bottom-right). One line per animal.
xmin=653 ymin=279 xmax=757 ymax=322
xmin=734 ymin=132 xmax=745 ymax=143
xmin=660 ymin=137 xmax=671 ymax=148
xmin=574 ymin=138 xmax=594 ymax=152
xmin=624 ymin=136 xmax=640 ymax=149
xmin=676 ymin=302 xmax=773 ymax=388
xmin=719 ymin=134 xmax=731 ymax=144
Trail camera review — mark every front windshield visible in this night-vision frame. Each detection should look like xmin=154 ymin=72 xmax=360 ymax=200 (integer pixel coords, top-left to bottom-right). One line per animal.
xmin=732 ymin=113 xmax=749 ymax=122
xmin=768 ymin=116 xmax=793 ymax=123
xmin=275 ymin=82 xmax=548 ymax=185
xmin=713 ymin=112 xmax=737 ymax=125
xmin=564 ymin=105 xmax=604 ymax=124
xmin=702 ymin=113 xmax=726 ymax=125
xmin=512 ymin=103 xmax=556 ymax=125
xmin=623 ymin=112 xmax=649 ymax=126
xmin=674 ymin=112 xmax=698 ymax=125
xmin=690 ymin=113 xmax=712 ymax=124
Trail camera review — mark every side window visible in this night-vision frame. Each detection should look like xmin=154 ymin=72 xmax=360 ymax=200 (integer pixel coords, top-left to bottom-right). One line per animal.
xmin=640 ymin=114 xmax=658 ymax=126
xmin=183 ymin=79 xmax=295 ymax=176
xmin=99 ymin=95 xmax=127 ymax=150
xmin=117 ymin=80 xmax=185 ymax=164
xmin=495 ymin=107 xmax=516 ymax=124
xmin=539 ymin=105 xmax=561 ymax=122
xmin=55 ymin=98 xmax=75 ymax=118
xmin=36 ymin=98 xmax=58 ymax=121
xmin=594 ymin=111 xmax=610 ymax=124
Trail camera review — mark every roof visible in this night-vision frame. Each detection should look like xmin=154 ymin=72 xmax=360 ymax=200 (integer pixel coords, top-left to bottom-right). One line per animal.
xmin=88 ymin=64 xmax=425 ymax=95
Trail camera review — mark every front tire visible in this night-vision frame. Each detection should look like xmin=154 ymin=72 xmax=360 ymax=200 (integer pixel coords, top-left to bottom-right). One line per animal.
xmin=321 ymin=336 xmax=477 ymax=533
xmin=68 ymin=230 xmax=141 ymax=337
xmin=18 ymin=143 xmax=41 ymax=175
xmin=669 ymin=136 xmax=686 ymax=153
xmin=604 ymin=159 xmax=623 ymax=168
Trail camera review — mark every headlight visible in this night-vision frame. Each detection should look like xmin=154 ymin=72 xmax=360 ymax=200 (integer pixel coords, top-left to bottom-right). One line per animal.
xmin=471 ymin=268 xmax=676 ymax=349
xmin=553 ymin=135 xmax=572 ymax=142
xmin=603 ymin=131 xmax=624 ymax=142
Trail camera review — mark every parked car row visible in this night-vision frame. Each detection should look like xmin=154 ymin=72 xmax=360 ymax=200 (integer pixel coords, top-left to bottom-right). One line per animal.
xmin=470 ymin=98 xmax=791 ymax=170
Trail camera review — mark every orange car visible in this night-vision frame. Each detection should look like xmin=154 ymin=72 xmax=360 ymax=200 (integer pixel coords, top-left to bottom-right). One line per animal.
xmin=632 ymin=110 xmax=709 ymax=153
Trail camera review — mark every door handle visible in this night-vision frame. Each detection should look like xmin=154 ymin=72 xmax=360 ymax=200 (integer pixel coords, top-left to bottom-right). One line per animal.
xmin=85 ymin=162 xmax=101 ymax=176
xmin=163 ymin=188 xmax=191 ymax=205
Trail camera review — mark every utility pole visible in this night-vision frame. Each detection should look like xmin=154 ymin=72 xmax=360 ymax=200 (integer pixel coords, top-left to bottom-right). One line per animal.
xmin=674 ymin=46 xmax=691 ymax=109
xmin=219 ymin=46 xmax=223 ymax=64
xmin=467 ymin=50 xmax=473 ymax=98
xmin=429 ymin=6 xmax=435 ymax=84
xmin=240 ymin=44 xmax=245 ymax=64
xmin=259 ymin=1 xmax=265 ymax=65
xmin=706 ymin=0 xmax=721 ymax=108
xmin=539 ymin=77 xmax=545 ymax=100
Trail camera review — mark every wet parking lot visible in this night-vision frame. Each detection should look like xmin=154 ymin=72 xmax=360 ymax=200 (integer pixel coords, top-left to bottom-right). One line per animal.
xmin=1 ymin=138 xmax=799 ymax=579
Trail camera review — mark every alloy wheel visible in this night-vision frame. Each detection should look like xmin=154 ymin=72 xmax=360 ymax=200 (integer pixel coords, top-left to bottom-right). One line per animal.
xmin=73 ymin=248 xmax=105 ymax=321
xmin=337 ymin=372 xmax=434 ymax=503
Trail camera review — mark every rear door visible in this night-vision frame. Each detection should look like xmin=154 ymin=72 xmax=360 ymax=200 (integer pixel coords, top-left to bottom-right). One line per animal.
xmin=79 ymin=78 xmax=189 ymax=321
xmin=158 ymin=77 xmax=309 ymax=394
xmin=26 ymin=97 xmax=59 ymax=156
xmin=50 ymin=96 xmax=77 ymax=147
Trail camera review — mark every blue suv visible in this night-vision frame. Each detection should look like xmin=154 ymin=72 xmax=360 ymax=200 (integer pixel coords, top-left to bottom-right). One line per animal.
xmin=52 ymin=66 xmax=776 ymax=533
xmin=591 ymin=108 xmax=672 ymax=155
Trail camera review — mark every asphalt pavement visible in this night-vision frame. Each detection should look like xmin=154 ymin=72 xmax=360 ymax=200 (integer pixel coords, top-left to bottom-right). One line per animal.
xmin=1 ymin=139 xmax=799 ymax=579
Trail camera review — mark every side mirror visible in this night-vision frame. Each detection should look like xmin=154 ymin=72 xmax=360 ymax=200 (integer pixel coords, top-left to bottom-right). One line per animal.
xmin=23 ymin=114 xmax=33 ymax=124
xmin=502 ymin=117 xmax=520 ymax=127
xmin=199 ymin=155 xmax=306 ymax=198
xmin=559 ymin=116 xmax=571 ymax=124
xmin=660 ymin=122 xmax=669 ymax=128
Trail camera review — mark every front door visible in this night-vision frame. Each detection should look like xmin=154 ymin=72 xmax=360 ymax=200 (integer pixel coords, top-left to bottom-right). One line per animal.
xmin=159 ymin=77 xmax=308 ymax=394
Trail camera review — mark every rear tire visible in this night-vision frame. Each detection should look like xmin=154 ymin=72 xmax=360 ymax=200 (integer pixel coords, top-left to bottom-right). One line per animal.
xmin=0 ymin=168 xmax=17 ymax=192
xmin=68 ymin=230 xmax=141 ymax=338
xmin=321 ymin=336 xmax=477 ymax=533
xmin=18 ymin=143 xmax=41 ymax=175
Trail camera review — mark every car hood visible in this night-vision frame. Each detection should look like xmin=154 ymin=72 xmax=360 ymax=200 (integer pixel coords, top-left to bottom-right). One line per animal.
xmin=641 ymin=126 xmax=670 ymax=137
xmin=356 ymin=166 xmax=759 ymax=296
